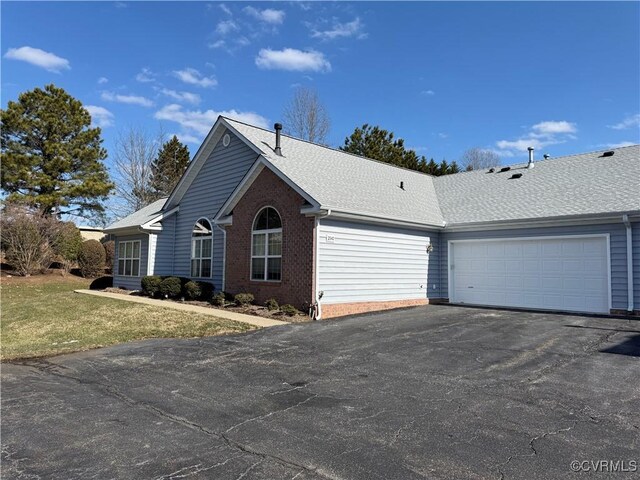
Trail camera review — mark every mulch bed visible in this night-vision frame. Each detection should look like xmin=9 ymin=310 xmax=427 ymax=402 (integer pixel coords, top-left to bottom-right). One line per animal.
xmin=100 ymin=289 xmax=310 ymax=323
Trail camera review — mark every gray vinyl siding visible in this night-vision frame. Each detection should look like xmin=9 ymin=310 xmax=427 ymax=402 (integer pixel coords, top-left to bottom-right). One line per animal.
xmin=633 ymin=221 xmax=640 ymax=309
xmin=153 ymin=130 xmax=257 ymax=289
xmin=317 ymin=219 xmax=438 ymax=304
xmin=113 ymin=233 xmax=148 ymax=290
xmin=440 ymin=223 xmax=629 ymax=310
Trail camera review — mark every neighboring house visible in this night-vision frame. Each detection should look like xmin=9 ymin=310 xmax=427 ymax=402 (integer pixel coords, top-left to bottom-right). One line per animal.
xmin=78 ymin=226 xmax=107 ymax=242
xmin=105 ymin=117 xmax=640 ymax=318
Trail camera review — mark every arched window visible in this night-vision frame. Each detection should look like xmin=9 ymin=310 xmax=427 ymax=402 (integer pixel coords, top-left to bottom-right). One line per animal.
xmin=251 ymin=207 xmax=282 ymax=281
xmin=191 ymin=218 xmax=212 ymax=278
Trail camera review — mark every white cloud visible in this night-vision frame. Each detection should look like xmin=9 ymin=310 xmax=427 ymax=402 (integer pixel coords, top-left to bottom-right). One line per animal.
xmin=236 ymin=36 xmax=250 ymax=47
xmin=421 ymin=90 xmax=435 ymax=96
xmin=255 ymin=48 xmax=331 ymax=73
xmin=531 ymin=120 xmax=577 ymax=134
xmin=608 ymin=114 xmax=640 ymax=130
xmin=4 ymin=46 xmax=70 ymax=72
xmin=173 ymin=68 xmax=217 ymax=88
xmin=243 ymin=6 xmax=285 ymax=24
xmin=495 ymin=138 xmax=552 ymax=152
xmin=101 ymin=91 xmax=154 ymax=107
xmin=438 ymin=132 xmax=448 ymax=139
xmin=154 ymin=104 xmax=269 ymax=136
xmin=604 ymin=141 xmax=637 ymax=148
xmin=311 ymin=18 xmax=366 ymax=40
xmin=219 ymin=3 xmax=232 ymax=15
xmin=135 ymin=67 xmax=155 ymax=83
xmin=97 ymin=77 xmax=109 ymax=84
xmin=84 ymin=105 xmax=114 ymax=128
xmin=171 ymin=132 xmax=201 ymax=145
xmin=159 ymin=88 xmax=201 ymax=105
xmin=216 ymin=19 xmax=238 ymax=35
xmin=209 ymin=40 xmax=226 ymax=49
xmin=495 ymin=119 xmax=577 ymax=156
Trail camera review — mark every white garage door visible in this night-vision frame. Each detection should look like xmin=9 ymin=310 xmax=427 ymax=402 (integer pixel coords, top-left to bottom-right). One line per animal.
xmin=449 ymin=236 xmax=610 ymax=314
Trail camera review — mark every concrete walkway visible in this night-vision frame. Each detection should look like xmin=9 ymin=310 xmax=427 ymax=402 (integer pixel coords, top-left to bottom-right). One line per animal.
xmin=74 ymin=289 xmax=288 ymax=328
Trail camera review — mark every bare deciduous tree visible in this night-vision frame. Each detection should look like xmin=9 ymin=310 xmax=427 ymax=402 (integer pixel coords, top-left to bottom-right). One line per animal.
xmin=111 ymin=128 xmax=164 ymax=217
xmin=283 ymin=87 xmax=330 ymax=144
xmin=460 ymin=147 xmax=500 ymax=171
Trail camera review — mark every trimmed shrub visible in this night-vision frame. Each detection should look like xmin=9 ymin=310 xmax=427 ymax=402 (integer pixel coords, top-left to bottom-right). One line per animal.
xmin=52 ymin=222 xmax=83 ymax=274
xmin=159 ymin=276 xmax=182 ymax=298
xmin=78 ymin=240 xmax=106 ymax=278
xmin=89 ymin=276 xmax=113 ymax=290
xmin=211 ymin=292 xmax=226 ymax=307
xmin=279 ymin=304 xmax=299 ymax=317
xmin=103 ymin=240 xmax=115 ymax=272
xmin=141 ymin=275 xmax=162 ymax=297
xmin=265 ymin=298 xmax=279 ymax=311
xmin=197 ymin=281 xmax=215 ymax=301
xmin=184 ymin=281 xmax=202 ymax=300
xmin=234 ymin=293 xmax=254 ymax=306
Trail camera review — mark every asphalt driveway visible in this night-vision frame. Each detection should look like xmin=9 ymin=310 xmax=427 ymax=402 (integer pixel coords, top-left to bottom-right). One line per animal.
xmin=2 ymin=305 xmax=639 ymax=479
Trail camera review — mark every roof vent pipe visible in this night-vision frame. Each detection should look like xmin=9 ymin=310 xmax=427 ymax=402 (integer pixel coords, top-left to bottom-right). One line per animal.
xmin=274 ymin=123 xmax=283 ymax=156
xmin=527 ymin=147 xmax=535 ymax=169
xmin=543 ymin=154 xmax=550 ymax=160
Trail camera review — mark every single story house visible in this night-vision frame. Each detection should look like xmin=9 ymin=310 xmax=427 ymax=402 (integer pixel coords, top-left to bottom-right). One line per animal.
xmin=105 ymin=116 xmax=640 ymax=318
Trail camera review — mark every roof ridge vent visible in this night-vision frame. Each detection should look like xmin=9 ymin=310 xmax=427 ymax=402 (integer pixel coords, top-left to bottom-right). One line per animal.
xmin=499 ymin=166 xmax=511 ymax=173
xmin=599 ymin=150 xmax=615 ymax=158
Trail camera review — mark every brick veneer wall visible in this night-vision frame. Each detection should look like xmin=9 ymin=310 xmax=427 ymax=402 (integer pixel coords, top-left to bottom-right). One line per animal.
xmin=225 ymin=168 xmax=315 ymax=310
xmin=322 ymin=298 xmax=429 ymax=319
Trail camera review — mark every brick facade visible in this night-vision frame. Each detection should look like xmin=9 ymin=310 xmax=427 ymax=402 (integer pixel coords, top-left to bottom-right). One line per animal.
xmin=322 ymin=299 xmax=430 ymax=319
xmin=224 ymin=168 xmax=315 ymax=310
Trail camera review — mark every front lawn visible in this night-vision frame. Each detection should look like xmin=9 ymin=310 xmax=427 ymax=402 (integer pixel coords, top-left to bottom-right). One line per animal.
xmin=1 ymin=274 xmax=254 ymax=360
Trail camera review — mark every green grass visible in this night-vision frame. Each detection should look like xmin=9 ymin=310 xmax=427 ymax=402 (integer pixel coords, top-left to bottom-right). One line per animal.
xmin=1 ymin=275 xmax=254 ymax=360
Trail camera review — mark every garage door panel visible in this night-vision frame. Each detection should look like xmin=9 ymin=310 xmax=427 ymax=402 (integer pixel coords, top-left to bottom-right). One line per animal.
xmin=451 ymin=236 xmax=609 ymax=314
xmin=542 ymin=260 xmax=562 ymax=274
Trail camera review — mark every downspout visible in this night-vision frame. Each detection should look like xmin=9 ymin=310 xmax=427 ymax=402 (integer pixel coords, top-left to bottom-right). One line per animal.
xmin=623 ymin=214 xmax=634 ymax=313
xmin=214 ymin=223 xmax=227 ymax=292
xmin=314 ymin=209 xmax=331 ymax=320
xmin=172 ymin=211 xmax=177 ymax=275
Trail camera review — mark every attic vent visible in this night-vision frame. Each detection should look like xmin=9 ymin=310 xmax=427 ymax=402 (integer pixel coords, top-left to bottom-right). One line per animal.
xmin=600 ymin=151 xmax=615 ymax=158
xmin=499 ymin=166 xmax=511 ymax=173
xmin=222 ymin=133 xmax=231 ymax=147
xmin=510 ymin=173 xmax=523 ymax=179
xmin=488 ymin=168 xmax=495 ymax=173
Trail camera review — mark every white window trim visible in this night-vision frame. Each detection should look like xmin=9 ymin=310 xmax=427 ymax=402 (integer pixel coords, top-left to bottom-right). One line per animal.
xmin=191 ymin=218 xmax=213 ymax=279
xmin=117 ymin=240 xmax=141 ymax=277
xmin=251 ymin=207 xmax=282 ymax=282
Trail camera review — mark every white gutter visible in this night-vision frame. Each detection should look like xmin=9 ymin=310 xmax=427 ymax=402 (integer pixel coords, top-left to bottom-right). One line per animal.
xmin=314 ymin=209 xmax=332 ymax=320
xmin=214 ymin=223 xmax=227 ymax=292
xmin=623 ymin=214 xmax=634 ymax=313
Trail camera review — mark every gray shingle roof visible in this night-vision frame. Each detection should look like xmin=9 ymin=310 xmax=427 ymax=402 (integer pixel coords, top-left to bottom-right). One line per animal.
xmin=433 ymin=145 xmax=640 ymax=225
xmin=106 ymin=198 xmax=167 ymax=231
xmin=225 ymin=118 xmax=445 ymax=227
xmin=108 ymin=115 xmax=640 ymax=231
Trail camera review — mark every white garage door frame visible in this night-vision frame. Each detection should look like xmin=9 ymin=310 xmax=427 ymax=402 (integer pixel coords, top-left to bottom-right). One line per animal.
xmin=447 ymin=234 xmax=612 ymax=313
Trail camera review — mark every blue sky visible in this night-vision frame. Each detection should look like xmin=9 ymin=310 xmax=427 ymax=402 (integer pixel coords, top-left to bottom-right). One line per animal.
xmin=2 ymin=1 xmax=639 ymax=171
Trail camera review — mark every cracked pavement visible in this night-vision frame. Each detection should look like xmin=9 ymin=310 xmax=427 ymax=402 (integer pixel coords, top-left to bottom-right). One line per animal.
xmin=2 ymin=305 xmax=639 ymax=479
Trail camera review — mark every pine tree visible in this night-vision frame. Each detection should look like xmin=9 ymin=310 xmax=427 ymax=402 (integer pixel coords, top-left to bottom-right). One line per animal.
xmin=340 ymin=125 xmax=460 ymax=176
xmin=1 ymin=84 xmax=113 ymax=218
xmin=150 ymin=135 xmax=190 ymax=198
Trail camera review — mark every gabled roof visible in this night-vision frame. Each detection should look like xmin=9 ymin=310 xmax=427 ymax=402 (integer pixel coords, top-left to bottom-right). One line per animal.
xmin=105 ymin=197 xmax=167 ymax=232
xmin=433 ymin=145 xmax=640 ymax=226
xmin=223 ymin=118 xmax=445 ymax=227
xmin=108 ymin=114 xmax=640 ymax=232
